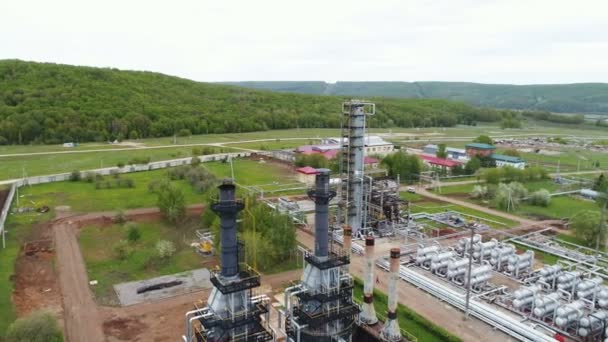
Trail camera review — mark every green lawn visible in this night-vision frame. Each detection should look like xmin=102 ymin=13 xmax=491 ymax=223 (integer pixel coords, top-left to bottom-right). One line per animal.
xmin=515 ymin=197 xmax=600 ymax=220
xmin=408 ymin=198 xmax=518 ymax=228
xmin=78 ymin=220 xmax=204 ymax=305
xmin=435 ymin=180 xmax=599 ymax=220
xmin=225 ymin=139 xmax=319 ymax=151
xmin=14 ymin=169 xmax=203 ymax=213
xmin=353 ymin=278 xmax=460 ymax=342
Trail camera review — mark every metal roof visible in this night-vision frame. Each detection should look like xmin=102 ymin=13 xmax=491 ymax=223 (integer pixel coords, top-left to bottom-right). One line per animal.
xmin=490 ymin=154 xmax=524 ymax=163
xmin=465 ymin=143 xmax=496 ymax=150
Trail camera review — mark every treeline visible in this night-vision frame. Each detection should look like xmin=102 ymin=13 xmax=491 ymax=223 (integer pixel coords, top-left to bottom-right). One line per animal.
xmin=522 ymin=110 xmax=585 ymax=124
xmin=0 ymin=60 xmax=511 ymax=145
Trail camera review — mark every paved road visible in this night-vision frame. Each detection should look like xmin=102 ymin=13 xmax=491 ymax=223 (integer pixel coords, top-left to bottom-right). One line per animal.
xmin=296 ymin=230 xmax=513 ymax=342
xmin=0 ymin=137 xmax=316 ymax=158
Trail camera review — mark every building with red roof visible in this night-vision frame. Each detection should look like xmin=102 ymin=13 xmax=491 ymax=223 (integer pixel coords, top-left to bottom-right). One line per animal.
xmin=420 ymin=155 xmax=462 ymax=173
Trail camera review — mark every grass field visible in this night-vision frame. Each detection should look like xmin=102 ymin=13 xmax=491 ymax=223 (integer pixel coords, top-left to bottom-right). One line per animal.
xmin=435 ymin=180 xmax=601 ymax=220
xmin=404 ymin=195 xmax=518 ymax=228
xmin=14 ymin=169 xmax=202 ymax=213
xmin=2 ymin=123 xmax=607 ymax=181
xmin=11 ymin=160 xmax=299 ymax=214
xmin=78 ymin=219 xmax=204 ymax=305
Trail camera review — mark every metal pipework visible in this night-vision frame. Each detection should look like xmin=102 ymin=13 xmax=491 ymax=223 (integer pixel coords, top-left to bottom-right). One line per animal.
xmin=513 ymin=285 xmax=541 ymax=309
xmin=578 ymin=310 xmax=608 ymax=337
xmin=533 ymin=292 xmax=560 ymax=318
xmin=211 ymin=179 xmax=245 ymax=278
xmin=380 ymin=248 xmax=402 ymax=342
xmin=308 ymin=168 xmax=336 ymax=259
xmin=343 ymin=226 xmax=352 ymax=260
xmin=360 ymin=235 xmax=378 ymax=325
xmin=555 ymin=300 xmax=585 ymax=328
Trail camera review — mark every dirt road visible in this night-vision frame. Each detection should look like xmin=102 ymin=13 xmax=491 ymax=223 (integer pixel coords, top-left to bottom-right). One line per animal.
xmin=55 ymin=221 xmax=105 ymax=342
xmin=296 ymin=230 xmax=513 ymax=342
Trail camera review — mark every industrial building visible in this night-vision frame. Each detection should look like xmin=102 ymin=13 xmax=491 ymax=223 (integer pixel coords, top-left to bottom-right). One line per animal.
xmin=297 ymin=135 xmax=394 ymax=156
xmin=490 ymin=153 xmax=526 ymax=169
xmin=465 ymin=143 xmax=496 ymax=157
xmin=422 ymin=144 xmax=468 ymax=161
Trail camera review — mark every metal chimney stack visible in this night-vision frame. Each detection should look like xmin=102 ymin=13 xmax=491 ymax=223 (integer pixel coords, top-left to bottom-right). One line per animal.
xmin=360 ymin=235 xmax=378 ymax=325
xmin=381 ymin=248 xmax=402 ymax=341
xmin=308 ymin=168 xmax=335 ymax=259
xmin=210 ymin=179 xmax=244 ymax=278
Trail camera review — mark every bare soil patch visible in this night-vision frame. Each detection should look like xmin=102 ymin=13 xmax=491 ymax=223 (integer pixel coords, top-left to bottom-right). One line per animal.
xmin=11 ymin=222 xmax=64 ymax=329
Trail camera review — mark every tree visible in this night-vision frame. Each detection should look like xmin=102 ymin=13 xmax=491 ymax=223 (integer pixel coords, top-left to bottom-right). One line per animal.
xmin=483 ymin=168 xmax=502 ymax=184
xmin=381 ymin=152 xmax=421 ymax=184
xmin=69 ymin=170 xmax=81 ymax=181
xmin=470 ymin=185 xmax=488 ymax=199
xmin=594 ymin=174 xmax=608 ymax=193
xmin=436 ymin=143 xmax=448 ymax=159
xmin=494 ymin=182 xmax=528 ymax=210
xmin=126 ymin=223 xmax=141 ymax=243
xmin=5 ymin=310 xmax=63 ymax=342
xmin=529 ymin=189 xmax=551 ymax=207
xmin=571 ymin=210 xmax=603 ymax=247
xmin=464 ymin=157 xmax=481 ymax=175
xmin=473 ymin=135 xmax=493 ymax=145
xmin=157 ymin=181 xmax=186 ymax=223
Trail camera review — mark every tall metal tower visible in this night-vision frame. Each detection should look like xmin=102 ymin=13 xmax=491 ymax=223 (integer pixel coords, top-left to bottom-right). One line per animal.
xmin=184 ymin=179 xmax=274 ymax=342
xmin=339 ymin=100 xmax=375 ymax=236
xmin=283 ymin=169 xmax=359 ymax=342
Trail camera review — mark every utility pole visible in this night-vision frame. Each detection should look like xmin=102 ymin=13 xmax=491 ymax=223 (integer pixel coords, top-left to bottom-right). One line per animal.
xmin=464 ymin=224 xmax=475 ymax=320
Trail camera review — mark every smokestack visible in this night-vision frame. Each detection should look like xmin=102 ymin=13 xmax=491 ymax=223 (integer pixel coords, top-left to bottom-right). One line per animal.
xmin=308 ymin=169 xmax=335 ymax=259
xmin=381 ymin=248 xmax=402 ymax=341
xmin=211 ymin=179 xmax=244 ymax=278
xmin=360 ymin=235 xmax=378 ymax=325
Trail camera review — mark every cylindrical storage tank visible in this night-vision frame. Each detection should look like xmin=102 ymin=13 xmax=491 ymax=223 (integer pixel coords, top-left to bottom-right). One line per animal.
xmin=470 ymin=264 xmax=492 ymax=278
xmin=577 ymin=277 xmax=603 ymax=292
xmin=514 ymin=296 xmax=536 ymax=309
xmin=507 ymin=261 xmax=531 ymax=272
xmin=514 ymin=285 xmax=541 ymax=300
xmin=447 ymin=258 xmax=468 ymax=271
xmin=539 ymin=264 xmax=562 ymax=277
xmin=431 ymin=251 xmax=454 ymax=263
xmin=533 ymin=293 xmax=561 ymax=317
xmin=417 ymin=245 xmax=439 ymax=256
xmin=473 ymin=239 xmax=497 ymax=252
xmin=556 ymin=300 xmax=585 ymax=318
xmin=557 ymin=271 xmax=581 ymax=284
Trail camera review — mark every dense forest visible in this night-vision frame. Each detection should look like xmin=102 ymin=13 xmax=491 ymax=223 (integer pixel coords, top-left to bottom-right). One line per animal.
xmin=225 ymin=81 xmax=608 ymax=114
xmin=0 ymin=60 xmax=510 ymax=145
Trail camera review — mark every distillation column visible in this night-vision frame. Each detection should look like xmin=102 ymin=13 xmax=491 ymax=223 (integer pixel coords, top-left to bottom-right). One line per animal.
xmin=341 ymin=100 xmax=374 ymax=235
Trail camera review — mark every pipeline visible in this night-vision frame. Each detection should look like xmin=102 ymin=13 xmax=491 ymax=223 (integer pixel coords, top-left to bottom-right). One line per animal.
xmin=376 ymin=258 xmax=556 ymax=342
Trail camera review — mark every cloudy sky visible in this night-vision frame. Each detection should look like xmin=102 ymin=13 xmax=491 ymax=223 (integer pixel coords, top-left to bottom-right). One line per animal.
xmin=1 ymin=0 xmax=607 ymax=84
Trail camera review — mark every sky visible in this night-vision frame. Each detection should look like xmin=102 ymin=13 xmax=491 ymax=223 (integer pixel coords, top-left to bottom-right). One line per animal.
xmin=1 ymin=0 xmax=607 ymax=84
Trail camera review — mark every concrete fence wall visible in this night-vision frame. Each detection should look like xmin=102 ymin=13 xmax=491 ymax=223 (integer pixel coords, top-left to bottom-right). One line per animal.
xmin=0 ymin=183 xmax=16 ymax=247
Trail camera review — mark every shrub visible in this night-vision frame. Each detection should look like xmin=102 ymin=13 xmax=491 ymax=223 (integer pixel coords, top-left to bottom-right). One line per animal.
xmin=113 ymin=240 xmax=132 ymax=260
xmin=69 ymin=170 xmax=81 ymax=182
xmin=113 ymin=210 xmax=127 ymax=224
xmin=529 ymin=189 xmax=551 ymax=207
xmin=192 ymin=147 xmax=203 ymax=156
xmin=6 ymin=310 xmax=63 ymax=342
xmin=571 ymin=210 xmax=603 ymax=247
xmin=116 ymin=162 xmax=125 ymax=168
xmin=83 ymin=172 xmax=95 ymax=183
xmin=156 ymin=240 xmax=176 ymax=258
xmin=470 ymin=185 xmax=488 ymax=199
xmin=494 ymin=182 xmax=528 ymax=210
xmin=126 ymin=223 xmax=141 ymax=243
xmin=190 ymin=156 xmax=201 ymax=166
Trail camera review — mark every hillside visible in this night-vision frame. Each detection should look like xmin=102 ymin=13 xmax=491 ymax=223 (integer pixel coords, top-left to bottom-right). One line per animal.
xmin=224 ymin=81 xmax=608 ymax=114
xmin=0 ymin=60 xmax=507 ymax=145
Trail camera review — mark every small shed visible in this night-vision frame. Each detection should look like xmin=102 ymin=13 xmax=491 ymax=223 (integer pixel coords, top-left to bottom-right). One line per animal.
xmin=296 ymin=166 xmax=319 ymax=185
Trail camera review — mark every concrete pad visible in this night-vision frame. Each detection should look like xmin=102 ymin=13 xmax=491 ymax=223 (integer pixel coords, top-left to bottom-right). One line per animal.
xmin=114 ymin=268 xmax=212 ymax=306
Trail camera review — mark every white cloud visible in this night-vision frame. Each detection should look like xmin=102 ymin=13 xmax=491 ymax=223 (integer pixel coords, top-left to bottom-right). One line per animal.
xmin=0 ymin=0 xmax=607 ymax=83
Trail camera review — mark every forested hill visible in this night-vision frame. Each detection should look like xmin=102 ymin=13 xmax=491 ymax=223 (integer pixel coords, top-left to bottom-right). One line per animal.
xmin=0 ymin=60 xmax=509 ymax=145
xmin=224 ymin=81 xmax=608 ymax=114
